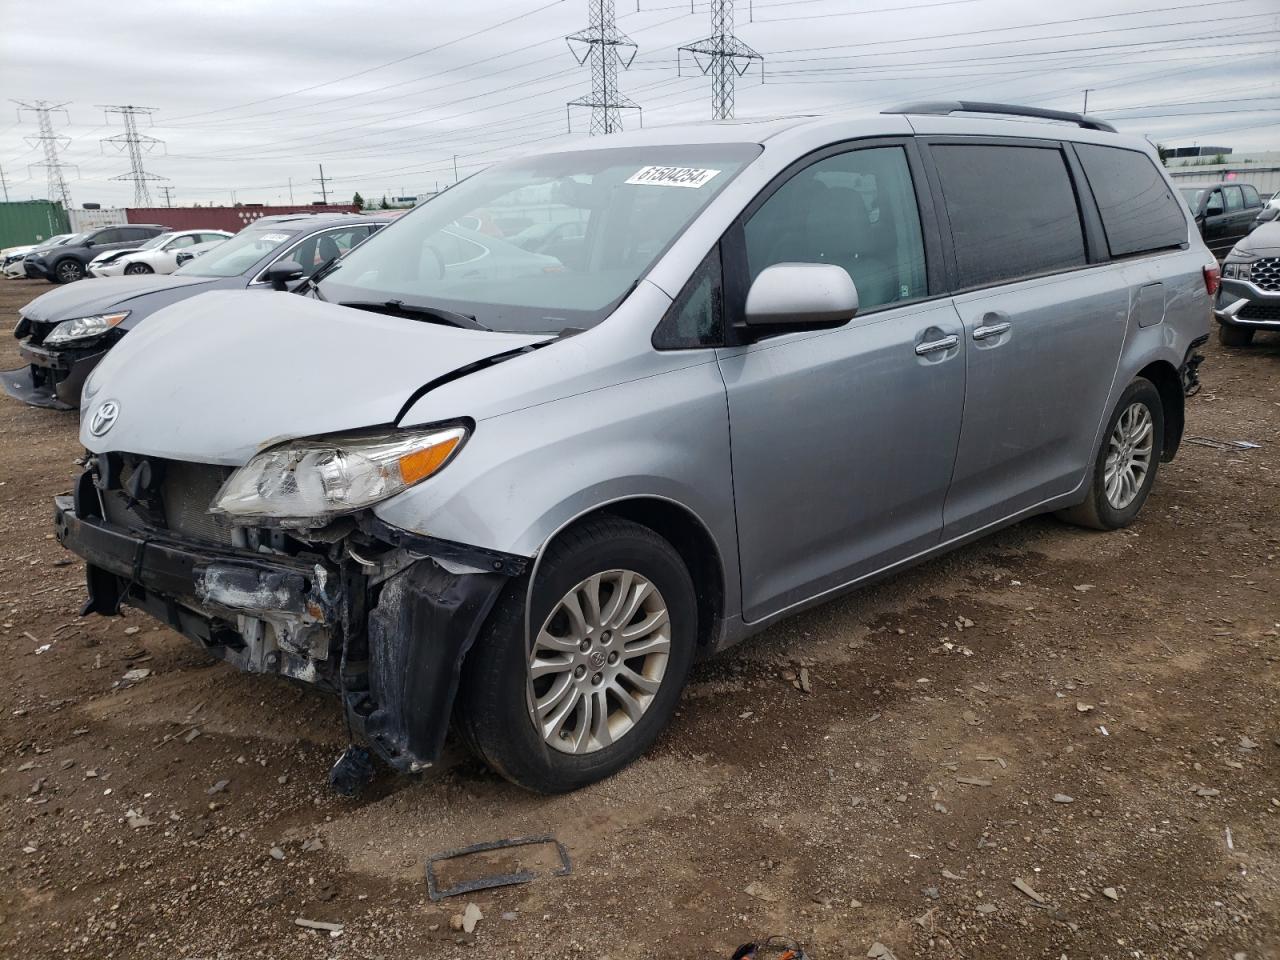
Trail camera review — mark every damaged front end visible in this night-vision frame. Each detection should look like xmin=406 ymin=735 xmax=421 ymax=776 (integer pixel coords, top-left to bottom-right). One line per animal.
xmin=54 ymin=452 xmax=526 ymax=775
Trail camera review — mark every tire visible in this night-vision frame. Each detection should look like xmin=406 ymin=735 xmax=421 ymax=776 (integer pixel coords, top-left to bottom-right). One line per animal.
xmin=456 ymin=517 xmax=697 ymax=793
xmin=53 ymin=259 xmax=85 ymax=283
xmin=124 ymin=262 xmax=153 ymax=275
xmin=1057 ymin=377 xmax=1165 ymax=531
xmin=1218 ymin=323 xmax=1254 ymax=347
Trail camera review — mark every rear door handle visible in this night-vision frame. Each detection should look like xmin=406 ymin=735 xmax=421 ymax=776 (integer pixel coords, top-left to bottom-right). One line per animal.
xmin=973 ymin=321 xmax=1011 ymax=341
xmin=915 ymin=334 xmax=959 ymax=356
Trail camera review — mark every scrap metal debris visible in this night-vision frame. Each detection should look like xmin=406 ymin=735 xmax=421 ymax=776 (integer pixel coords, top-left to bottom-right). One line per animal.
xmin=733 ymin=936 xmax=808 ymax=959
xmin=425 ymin=834 xmax=571 ymax=902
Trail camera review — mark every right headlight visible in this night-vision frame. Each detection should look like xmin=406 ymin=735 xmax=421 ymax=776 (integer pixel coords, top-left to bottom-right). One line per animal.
xmin=210 ymin=425 xmax=469 ymax=527
xmin=1222 ymin=261 xmax=1251 ymax=280
xmin=43 ymin=311 xmax=130 ymax=345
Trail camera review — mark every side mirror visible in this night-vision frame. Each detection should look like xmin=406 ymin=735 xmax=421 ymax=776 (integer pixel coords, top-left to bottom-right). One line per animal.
xmin=263 ymin=260 xmax=305 ymax=291
xmin=744 ymin=262 xmax=859 ymax=329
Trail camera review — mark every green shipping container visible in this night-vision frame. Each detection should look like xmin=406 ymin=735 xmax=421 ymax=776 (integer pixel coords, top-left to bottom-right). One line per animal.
xmin=0 ymin=201 xmax=71 ymax=250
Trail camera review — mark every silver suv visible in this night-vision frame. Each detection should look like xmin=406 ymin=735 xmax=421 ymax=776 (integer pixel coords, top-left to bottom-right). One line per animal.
xmin=55 ymin=102 xmax=1215 ymax=793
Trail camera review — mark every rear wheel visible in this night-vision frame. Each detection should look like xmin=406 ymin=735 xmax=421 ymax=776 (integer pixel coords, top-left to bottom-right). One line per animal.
xmin=457 ymin=517 xmax=697 ymax=793
xmin=1218 ymin=323 xmax=1254 ymax=347
xmin=124 ymin=262 xmax=153 ymax=275
xmin=53 ymin=259 xmax=84 ymax=283
xmin=1058 ymin=378 xmax=1164 ymax=531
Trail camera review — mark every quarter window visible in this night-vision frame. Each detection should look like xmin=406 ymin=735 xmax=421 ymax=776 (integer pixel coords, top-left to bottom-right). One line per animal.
xmin=1074 ymin=144 xmax=1187 ymax=257
xmin=653 ymin=246 xmax=722 ymax=349
xmin=744 ymin=146 xmax=927 ymax=311
xmin=931 ymin=144 xmax=1086 ymax=288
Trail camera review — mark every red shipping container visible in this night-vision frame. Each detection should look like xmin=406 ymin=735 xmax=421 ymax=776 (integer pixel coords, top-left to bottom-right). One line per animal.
xmin=126 ymin=205 xmax=359 ymax=233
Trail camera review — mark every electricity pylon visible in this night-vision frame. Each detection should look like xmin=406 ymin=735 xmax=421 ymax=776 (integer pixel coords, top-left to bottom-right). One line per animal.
xmin=13 ymin=100 xmax=77 ymax=207
xmin=566 ymin=0 xmax=640 ymax=135
xmin=99 ymin=105 xmax=168 ymax=206
xmin=679 ymin=0 xmax=762 ymax=120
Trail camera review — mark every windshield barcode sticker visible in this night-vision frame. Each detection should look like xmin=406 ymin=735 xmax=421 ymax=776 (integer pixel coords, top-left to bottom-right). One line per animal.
xmin=625 ymin=166 xmax=721 ymax=188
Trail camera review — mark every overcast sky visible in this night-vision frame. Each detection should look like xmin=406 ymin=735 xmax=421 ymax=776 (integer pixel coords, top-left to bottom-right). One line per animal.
xmin=1 ymin=0 xmax=1277 ymax=208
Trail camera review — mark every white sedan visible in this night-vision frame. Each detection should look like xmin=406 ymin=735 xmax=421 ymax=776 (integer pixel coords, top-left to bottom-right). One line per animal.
xmin=3 ymin=234 xmax=75 ymax=278
xmin=88 ymin=229 xmax=232 ymax=277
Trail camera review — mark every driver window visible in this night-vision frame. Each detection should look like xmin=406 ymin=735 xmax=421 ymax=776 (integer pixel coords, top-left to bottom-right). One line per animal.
xmin=1205 ymin=190 xmax=1224 ymax=215
xmin=742 ymin=146 xmax=927 ymax=311
xmin=1224 ymin=186 xmax=1243 ymax=213
xmin=168 ymin=235 xmax=198 ymax=249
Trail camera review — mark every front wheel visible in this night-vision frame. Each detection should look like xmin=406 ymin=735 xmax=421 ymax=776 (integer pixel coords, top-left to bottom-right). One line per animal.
xmin=53 ymin=259 xmax=85 ymax=283
xmin=1218 ymin=323 xmax=1254 ymax=347
xmin=124 ymin=262 xmax=153 ymax=275
xmin=457 ymin=517 xmax=697 ymax=793
xmin=1058 ymin=378 xmax=1164 ymax=531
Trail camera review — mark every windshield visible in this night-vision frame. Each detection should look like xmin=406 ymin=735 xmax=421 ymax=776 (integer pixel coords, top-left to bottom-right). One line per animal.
xmin=319 ymin=144 xmax=760 ymax=333
xmin=139 ymin=232 xmax=175 ymax=250
xmin=174 ymin=227 xmax=295 ymax=278
xmin=1179 ymin=187 xmax=1207 ymax=210
xmin=44 ymin=232 xmax=85 ymax=249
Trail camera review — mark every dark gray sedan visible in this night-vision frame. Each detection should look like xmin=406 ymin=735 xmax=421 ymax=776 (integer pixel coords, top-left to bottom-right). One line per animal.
xmin=3 ymin=213 xmax=382 ymax=409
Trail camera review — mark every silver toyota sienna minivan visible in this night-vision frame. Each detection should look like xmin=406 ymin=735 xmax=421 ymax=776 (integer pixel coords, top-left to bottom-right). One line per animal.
xmin=55 ymin=102 xmax=1215 ymax=793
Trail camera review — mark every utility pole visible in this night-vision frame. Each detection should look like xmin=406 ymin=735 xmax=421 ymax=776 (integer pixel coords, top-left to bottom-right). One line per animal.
xmin=12 ymin=99 xmax=77 ymax=208
xmin=566 ymin=0 xmax=640 ymax=135
xmin=314 ymin=163 xmax=331 ymax=204
xmin=680 ymin=0 xmax=762 ymax=120
xmin=160 ymin=185 xmax=174 ymax=207
xmin=452 ymin=155 xmax=459 ymax=183
xmin=288 ymin=176 xmax=294 ymax=205
xmin=98 ymin=105 xmax=167 ymax=206
xmin=1082 ymin=89 xmax=1093 ymax=114
xmin=0 ymin=163 xmax=8 ymax=202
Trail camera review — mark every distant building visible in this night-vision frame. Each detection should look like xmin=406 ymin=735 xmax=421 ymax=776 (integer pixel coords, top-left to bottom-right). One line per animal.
xmin=1166 ymin=149 xmax=1280 ymax=196
xmin=1165 ymin=145 xmax=1233 ymax=159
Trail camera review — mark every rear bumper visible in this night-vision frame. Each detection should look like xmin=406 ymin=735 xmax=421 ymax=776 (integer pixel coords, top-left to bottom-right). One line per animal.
xmin=1 ymin=341 xmax=107 ymax=410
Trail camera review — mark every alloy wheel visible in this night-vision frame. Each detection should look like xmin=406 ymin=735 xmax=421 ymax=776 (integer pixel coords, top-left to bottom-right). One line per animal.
xmin=56 ymin=261 xmax=82 ymax=282
xmin=1103 ymin=401 xmax=1153 ymax=510
xmin=528 ymin=569 xmax=671 ymax=755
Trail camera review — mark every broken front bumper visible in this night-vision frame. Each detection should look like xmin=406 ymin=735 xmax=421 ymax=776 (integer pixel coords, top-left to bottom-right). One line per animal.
xmin=53 ymin=474 xmax=521 ymax=774
xmin=1215 ymin=276 xmax=1280 ymax=330
xmin=2 ymin=340 xmax=106 ymax=410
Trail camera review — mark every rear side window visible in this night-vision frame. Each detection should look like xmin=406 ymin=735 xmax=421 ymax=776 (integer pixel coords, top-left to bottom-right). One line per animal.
xmin=931 ymin=144 xmax=1086 ymax=288
xmin=1224 ymin=186 xmax=1243 ymax=212
xmin=1075 ymin=144 xmax=1188 ymax=258
xmin=1242 ymin=185 xmax=1261 ymax=207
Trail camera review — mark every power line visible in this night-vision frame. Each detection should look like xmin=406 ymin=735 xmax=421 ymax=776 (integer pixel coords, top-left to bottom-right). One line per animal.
xmin=567 ymin=0 xmax=641 ymax=134
xmin=679 ymin=0 xmax=762 ymax=119
xmin=99 ymin=105 xmax=167 ymax=206
xmin=12 ymin=99 xmax=76 ymax=208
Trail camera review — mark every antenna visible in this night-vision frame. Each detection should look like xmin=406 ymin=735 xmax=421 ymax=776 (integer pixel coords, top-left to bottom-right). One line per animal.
xmin=12 ymin=100 xmax=77 ymax=207
xmin=98 ymin=105 xmax=167 ymax=206
xmin=679 ymin=0 xmax=762 ymax=120
xmin=566 ymin=0 xmax=640 ymax=135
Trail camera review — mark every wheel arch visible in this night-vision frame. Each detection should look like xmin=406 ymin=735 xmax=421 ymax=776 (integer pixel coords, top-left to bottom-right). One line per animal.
xmin=527 ymin=496 xmax=727 ymax=655
xmin=1136 ymin=359 xmax=1184 ymax=461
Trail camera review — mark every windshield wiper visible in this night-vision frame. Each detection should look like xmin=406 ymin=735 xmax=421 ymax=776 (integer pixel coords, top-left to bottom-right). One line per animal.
xmin=340 ymin=299 xmax=490 ymax=331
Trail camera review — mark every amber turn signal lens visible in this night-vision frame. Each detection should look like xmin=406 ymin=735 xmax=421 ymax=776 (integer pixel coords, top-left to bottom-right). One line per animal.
xmin=397 ymin=436 xmax=462 ymax=485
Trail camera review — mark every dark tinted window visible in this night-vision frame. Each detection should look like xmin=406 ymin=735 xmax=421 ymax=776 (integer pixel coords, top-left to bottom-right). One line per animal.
xmin=744 ymin=146 xmax=927 ymax=309
xmin=932 ymin=144 xmax=1085 ymax=287
xmin=1241 ymin=185 xmax=1261 ymax=207
xmin=1075 ymin=144 xmax=1188 ymax=257
xmin=92 ymin=229 xmax=123 ymax=245
xmin=1224 ymin=186 xmax=1243 ymax=212
xmin=120 ymin=227 xmax=154 ymax=242
xmin=653 ymin=246 xmax=722 ymax=349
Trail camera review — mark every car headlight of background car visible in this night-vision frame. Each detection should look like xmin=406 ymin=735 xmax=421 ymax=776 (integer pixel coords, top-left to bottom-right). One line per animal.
xmin=43 ymin=312 xmax=130 ymax=345
xmin=1222 ymin=261 xmax=1252 ymax=280
xmin=210 ymin=425 xmax=469 ymax=526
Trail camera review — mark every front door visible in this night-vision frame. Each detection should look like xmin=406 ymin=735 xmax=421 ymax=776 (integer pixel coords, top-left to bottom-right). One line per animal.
xmin=718 ymin=142 xmax=965 ymax=623
xmin=923 ymin=140 xmax=1129 ymax=539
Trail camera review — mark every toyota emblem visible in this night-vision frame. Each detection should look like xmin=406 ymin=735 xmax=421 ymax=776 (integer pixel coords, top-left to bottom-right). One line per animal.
xmin=89 ymin=400 xmax=120 ymax=437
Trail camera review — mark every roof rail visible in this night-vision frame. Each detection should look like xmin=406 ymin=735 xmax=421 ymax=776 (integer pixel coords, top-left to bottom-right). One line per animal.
xmin=883 ymin=100 xmax=1117 ymax=133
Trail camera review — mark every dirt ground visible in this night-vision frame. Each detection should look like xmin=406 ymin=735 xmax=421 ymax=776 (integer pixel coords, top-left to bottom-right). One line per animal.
xmin=0 ymin=274 xmax=1276 ymax=960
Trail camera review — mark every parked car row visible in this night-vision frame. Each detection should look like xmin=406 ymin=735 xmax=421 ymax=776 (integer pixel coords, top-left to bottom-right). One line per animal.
xmin=88 ymin=229 xmax=232 ymax=277
xmin=2 ymin=103 xmax=1224 ymax=793
xmin=3 ymin=233 xmax=75 ymax=278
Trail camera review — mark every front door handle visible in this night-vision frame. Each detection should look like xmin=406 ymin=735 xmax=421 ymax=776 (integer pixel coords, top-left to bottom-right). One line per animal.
xmin=973 ymin=321 xmax=1011 ymax=341
xmin=915 ymin=334 xmax=959 ymax=356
